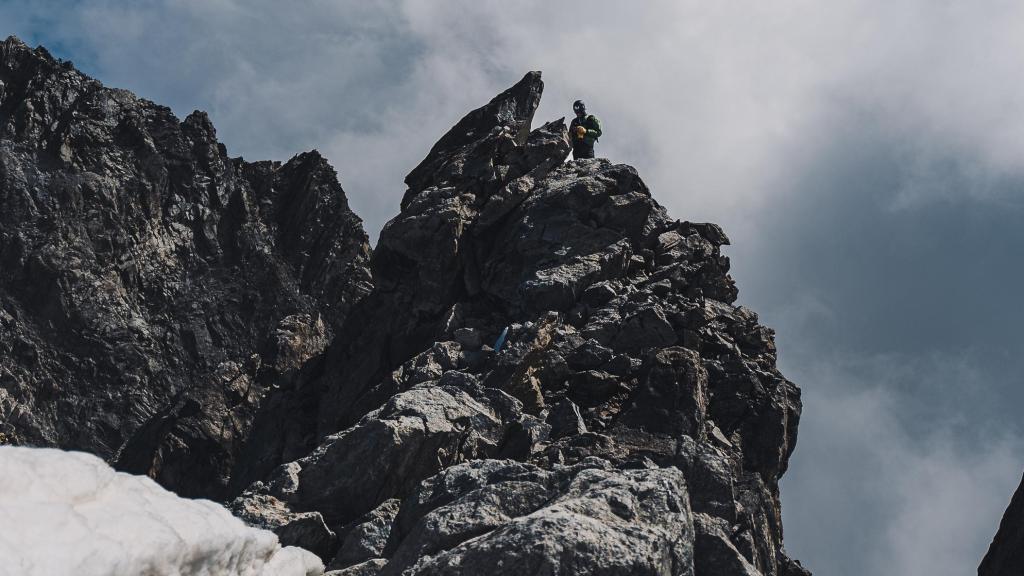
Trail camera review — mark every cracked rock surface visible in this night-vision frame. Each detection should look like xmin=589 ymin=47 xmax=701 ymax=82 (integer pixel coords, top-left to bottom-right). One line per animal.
xmin=3 ymin=36 xmax=810 ymax=575
xmin=0 ymin=36 xmax=372 ymax=499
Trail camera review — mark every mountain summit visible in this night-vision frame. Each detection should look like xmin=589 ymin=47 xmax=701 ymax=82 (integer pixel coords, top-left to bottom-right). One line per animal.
xmin=1 ymin=36 xmax=809 ymax=575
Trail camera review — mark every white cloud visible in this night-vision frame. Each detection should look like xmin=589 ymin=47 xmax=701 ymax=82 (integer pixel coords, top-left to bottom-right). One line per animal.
xmin=779 ymin=351 xmax=1024 ymax=576
xmin=12 ymin=1 xmax=1024 ymax=237
xmin=884 ymin=438 xmax=1020 ymax=576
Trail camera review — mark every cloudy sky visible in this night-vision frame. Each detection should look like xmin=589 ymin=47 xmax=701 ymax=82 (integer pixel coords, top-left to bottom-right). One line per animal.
xmin=4 ymin=1 xmax=1023 ymax=574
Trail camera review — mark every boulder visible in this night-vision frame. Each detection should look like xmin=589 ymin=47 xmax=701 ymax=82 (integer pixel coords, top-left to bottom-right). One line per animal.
xmin=380 ymin=460 xmax=694 ymax=576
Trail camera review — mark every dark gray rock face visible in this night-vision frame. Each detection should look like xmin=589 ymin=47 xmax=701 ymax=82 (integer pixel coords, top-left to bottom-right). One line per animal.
xmin=3 ymin=36 xmax=808 ymax=576
xmin=0 ymin=36 xmax=372 ymax=498
xmin=233 ymin=71 xmax=808 ymax=575
xmin=980 ymin=472 xmax=1024 ymax=576
xmin=331 ymin=499 xmax=401 ymax=570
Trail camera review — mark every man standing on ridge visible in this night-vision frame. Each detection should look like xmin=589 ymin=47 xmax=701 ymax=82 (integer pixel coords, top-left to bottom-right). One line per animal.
xmin=570 ymin=100 xmax=602 ymax=159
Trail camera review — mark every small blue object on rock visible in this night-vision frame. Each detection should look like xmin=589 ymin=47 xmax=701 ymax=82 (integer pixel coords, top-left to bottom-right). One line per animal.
xmin=494 ymin=326 xmax=509 ymax=352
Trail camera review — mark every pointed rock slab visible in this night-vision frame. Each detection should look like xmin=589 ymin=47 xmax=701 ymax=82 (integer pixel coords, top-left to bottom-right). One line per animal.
xmin=980 ymin=472 xmax=1024 ymax=576
xmin=403 ymin=71 xmax=544 ymax=202
xmin=547 ymin=399 xmax=587 ymax=439
xmin=329 ymin=499 xmax=401 ymax=570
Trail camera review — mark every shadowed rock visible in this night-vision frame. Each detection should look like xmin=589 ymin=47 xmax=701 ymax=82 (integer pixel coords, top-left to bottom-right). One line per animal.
xmin=0 ymin=36 xmax=371 ymax=498
xmin=980 ymin=472 xmax=1024 ymax=576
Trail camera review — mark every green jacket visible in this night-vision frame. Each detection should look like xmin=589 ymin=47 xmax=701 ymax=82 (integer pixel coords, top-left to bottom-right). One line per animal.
xmin=570 ymin=114 xmax=602 ymax=146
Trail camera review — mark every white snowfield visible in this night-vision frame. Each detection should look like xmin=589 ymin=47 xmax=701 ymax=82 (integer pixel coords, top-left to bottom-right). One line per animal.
xmin=0 ymin=446 xmax=323 ymax=576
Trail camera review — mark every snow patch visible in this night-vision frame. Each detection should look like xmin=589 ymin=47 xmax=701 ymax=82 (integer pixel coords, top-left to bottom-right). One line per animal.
xmin=0 ymin=446 xmax=323 ymax=576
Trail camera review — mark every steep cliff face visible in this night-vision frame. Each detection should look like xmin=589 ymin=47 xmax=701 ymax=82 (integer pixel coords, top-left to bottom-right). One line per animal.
xmin=1 ymin=36 xmax=808 ymax=576
xmin=0 ymin=36 xmax=372 ymax=499
xmin=233 ymin=72 xmax=808 ymax=576
xmin=980 ymin=473 xmax=1024 ymax=575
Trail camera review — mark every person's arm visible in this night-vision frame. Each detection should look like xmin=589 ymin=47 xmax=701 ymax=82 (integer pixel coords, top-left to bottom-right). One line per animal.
xmin=586 ymin=115 xmax=602 ymax=139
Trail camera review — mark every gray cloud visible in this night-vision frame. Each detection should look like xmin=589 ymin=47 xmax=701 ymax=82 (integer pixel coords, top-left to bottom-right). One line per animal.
xmin=779 ymin=349 xmax=1023 ymax=576
xmin=4 ymin=1 xmax=1024 ymax=574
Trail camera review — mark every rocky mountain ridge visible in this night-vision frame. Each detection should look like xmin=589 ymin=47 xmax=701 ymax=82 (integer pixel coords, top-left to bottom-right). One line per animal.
xmin=1 ymin=36 xmax=810 ymax=575
xmin=0 ymin=35 xmax=372 ymax=498
xmin=981 ymin=473 xmax=1024 ymax=576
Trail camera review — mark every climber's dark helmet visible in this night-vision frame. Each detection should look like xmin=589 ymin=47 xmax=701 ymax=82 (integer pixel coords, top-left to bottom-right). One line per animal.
xmin=573 ymin=100 xmax=586 ymax=116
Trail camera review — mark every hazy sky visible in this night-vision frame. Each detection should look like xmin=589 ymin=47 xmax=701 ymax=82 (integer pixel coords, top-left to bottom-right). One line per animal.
xmin=4 ymin=2 xmax=1023 ymax=574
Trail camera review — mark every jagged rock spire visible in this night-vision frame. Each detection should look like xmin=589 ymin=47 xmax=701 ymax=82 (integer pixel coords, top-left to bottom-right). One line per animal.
xmin=403 ymin=70 xmax=543 ymax=201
